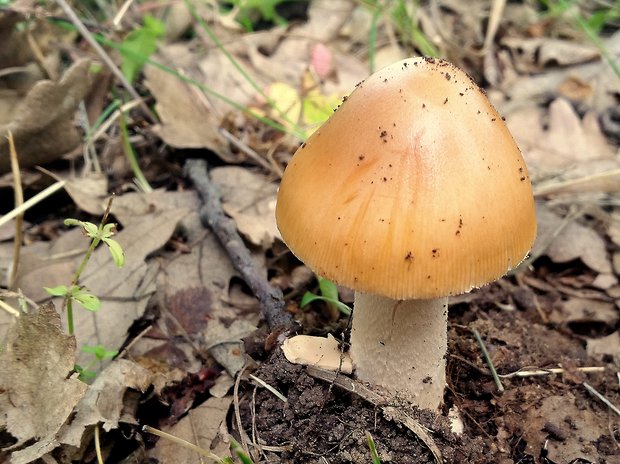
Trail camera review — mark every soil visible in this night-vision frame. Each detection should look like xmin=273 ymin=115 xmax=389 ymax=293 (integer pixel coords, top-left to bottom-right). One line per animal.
xmin=239 ymin=269 xmax=620 ymax=464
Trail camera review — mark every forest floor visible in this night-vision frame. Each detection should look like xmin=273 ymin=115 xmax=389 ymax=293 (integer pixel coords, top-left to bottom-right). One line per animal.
xmin=0 ymin=1 xmax=619 ymax=463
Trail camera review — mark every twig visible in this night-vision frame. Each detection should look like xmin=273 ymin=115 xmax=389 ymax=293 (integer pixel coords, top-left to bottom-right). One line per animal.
xmin=503 ymin=367 xmax=605 ymax=378
xmin=7 ymin=131 xmax=23 ymax=289
xmin=0 ymin=180 xmax=66 ymax=229
xmin=142 ymin=425 xmax=226 ymax=461
xmin=54 ymin=0 xmax=157 ymax=123
xmin=233 ymin=364 xmax=251 ymax=457
xmin=583 ymin=381 xmax=620 ymax=417
xmin=94 ymin=424 xmax=104 ymax=464
xmin=306 ymin=366 xmax=443 ymax=464
xmin=218 ymin=128 xmax=273 ymax=173
xmin=0 ymin=299 xmax=20 ymax=318
xmin=249 ymin=374 xmax=287 ymax=403
xmin=185 ymin=159 xmax=295 ymax=332
xmin=471 ymin=327 xmax=504 ymax=393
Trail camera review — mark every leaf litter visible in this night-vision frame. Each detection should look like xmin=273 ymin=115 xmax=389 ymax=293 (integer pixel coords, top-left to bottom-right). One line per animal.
xmin=0 ymin=1 xmax=619 ymax=463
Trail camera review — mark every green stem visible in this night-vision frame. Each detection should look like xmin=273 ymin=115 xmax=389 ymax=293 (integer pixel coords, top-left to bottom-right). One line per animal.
xmin=67 ymin=299 xmax=74 ymax=335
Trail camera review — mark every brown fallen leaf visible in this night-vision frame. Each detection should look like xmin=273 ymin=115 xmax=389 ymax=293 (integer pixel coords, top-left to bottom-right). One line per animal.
xmin=144 ymin=63 xmax=227 ymax=153
xmin=508 ymin=98 xmax=616 ymax=179
xmin=0 ymin=60 xmax=92 ymax=174
xmin=524 ymin=393 xmax=609 ymax=463
xmin=498 ymin=30 xmax=620 ymax=114
xmin=148 ymin=396 xmax=233 ymax=462
xmin=211 ymin=166 xmax=280 ymax=247
xmin=586 ymin=332 xmax=620 ymax=362
xmin=56 ymin=359 xmax=152 ymax=448
xmin=551 ymin=297 xmax=618 ymax=327
xmin=533 ymin=203 xmax=612 ymax=274
xmin=0 ymin=302 xmax=87 ymax=449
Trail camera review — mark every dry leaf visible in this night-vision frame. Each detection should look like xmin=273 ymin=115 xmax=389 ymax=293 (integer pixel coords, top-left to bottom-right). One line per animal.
xmin=586 ymin=332 xmax=620 ymax=361
xmin=498 ymin=30 xmax=620 ymax=114
xmin=115 ymin=189 xmax=261 ymax=377
xmin=64 ymin=173 xmax=109 ymax=215
xmin=551 ymin=298 xmax=618 ymax=326
xmin=0 ymin=60 xmax=92 ymax=174
xmin=501 ymin=37 xmax=599 ymax=72
xmin=56 ymin=359 xmax=152 ymax=447
xmin=144 ymin=64 xmax=227 ymax=153
xmin=0 ymin=303 xmax=87 ymax=448
xmin=211 ymin=166 xmax=279 ymax=246
xmin=204 ymin=319 xmax=257 ymax=376
xmin=534 ymin=203 xmax=612 ymax=274
xmin=524 ymin=393 xmax=608 ymax=463
xmin=508 ymin=99 xmax=616 ymax=180
xmin=148 ymin=396 xmax=233 ymax=462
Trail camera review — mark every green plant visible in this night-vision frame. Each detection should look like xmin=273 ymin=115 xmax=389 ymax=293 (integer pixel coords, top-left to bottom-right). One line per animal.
xmin=366 ymin=431 xmax=382 ymax=464
xmin=44 ymin=199 xmax=125 ymax=336
xmin=365 ymin=0 xmax=438 ymax=62
xmin=538 ymin=0 xmax=620 ymax=78
xmin=119 ymin=14 xmax=165 ymax=83
xmin=301 ymin=277 xmax=352 ymax=316
xmin=223 ymin=0 xmax=289 ymax=31
xmin=75 ymin=344 xmax=119 ymax=380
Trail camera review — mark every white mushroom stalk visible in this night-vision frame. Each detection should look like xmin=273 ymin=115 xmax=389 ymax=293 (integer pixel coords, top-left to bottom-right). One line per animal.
xmin=351 ymin=294 xmax=447 ymax=410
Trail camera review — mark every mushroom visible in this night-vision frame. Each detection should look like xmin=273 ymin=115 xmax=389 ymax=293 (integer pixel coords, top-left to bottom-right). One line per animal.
xmin=275 ymin=57 xmax=537 ymax=410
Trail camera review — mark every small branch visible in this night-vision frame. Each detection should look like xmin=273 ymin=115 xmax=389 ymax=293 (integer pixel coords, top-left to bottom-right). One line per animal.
xmin=583 ymin=381 xmax=620 ymax=417
xmin=7 ymin=131 xmax=23 ymax=289
xmin=54 ymin=0 xmax=157 ymax=123
xmin=471 ymin=327 xmax=504 ymax=393
xmin=185 ymin=159 xmax=295 ymax=332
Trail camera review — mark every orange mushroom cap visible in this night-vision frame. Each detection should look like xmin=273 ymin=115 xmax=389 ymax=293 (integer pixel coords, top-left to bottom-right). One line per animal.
xmin=276 ymin=57 xmax=537 ymax=300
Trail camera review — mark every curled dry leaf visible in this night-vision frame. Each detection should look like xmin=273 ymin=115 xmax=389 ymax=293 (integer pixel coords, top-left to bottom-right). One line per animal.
xmin=210 ymin=166 xmax=280 ymax=247
xmin=508 ymin=99 xmax=616 ymax=180
xmin=144 ymin=63 xmax=227 ymax=153
xmin=148 ymin=396 xmax=233 ymax=462
xmin=0 ymin=302 xmax=87 ymax=450
xmin=56 ymin=359 xmax=152 ymax=448
xmin=534 ymin=203 xmax=612 ymax=274
xmin=501 ymin=37 xmax=599 ymax=72
xmin=0 ymin=60 xmax=92 ymax=174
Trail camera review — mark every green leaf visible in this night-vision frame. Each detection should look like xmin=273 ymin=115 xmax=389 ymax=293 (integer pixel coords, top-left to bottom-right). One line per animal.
xmin=75 ymin=364 xmax=96 ymax=380
xmin=300 ymin=292 xmax=351 ymax=316
xmin=318 ymin=278 xmax=338 ymax=300
xmin=230 ymin=438 xmax=254 ymax=464
xmin=44 ymin=285 xmax=68 ymax=297
xmin=72 ymin=290 xmax=101 ymax=312
xmin=81 ymin=221 xmax=99 ymax=238
xmin=120 ymin=15 xmax=165 ymax=83
xmin=82 ymin=344 xmax=118 ymax=361
xmin=366 ymin=431 xmax=381 ymax=464
xmin=101 ymin=223 xmax=117 ymax=239
xmin=102 ymin=238 xmax=125 ymax=268
xmin=64 ymin=218 xmax=81 ymax=227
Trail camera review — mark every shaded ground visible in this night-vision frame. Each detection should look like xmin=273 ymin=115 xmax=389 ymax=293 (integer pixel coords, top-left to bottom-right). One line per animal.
xmin=237 ymin=270 xmax=619 ymax=464
xmin=0 ymin=1 xmax=619 ymax=463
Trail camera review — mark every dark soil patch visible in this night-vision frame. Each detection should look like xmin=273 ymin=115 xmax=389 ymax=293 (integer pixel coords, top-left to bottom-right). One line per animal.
xmin=240 ymin=280 xmax=620 ymax=463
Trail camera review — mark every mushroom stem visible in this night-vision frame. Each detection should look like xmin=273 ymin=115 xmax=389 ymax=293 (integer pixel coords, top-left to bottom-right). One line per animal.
xmin=350 ymin=292 xmax=448 ymax=410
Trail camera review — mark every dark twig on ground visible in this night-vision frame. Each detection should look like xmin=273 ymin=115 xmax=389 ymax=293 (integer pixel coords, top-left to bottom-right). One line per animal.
xmin=185 ymin=159 xmax=295 ymax=332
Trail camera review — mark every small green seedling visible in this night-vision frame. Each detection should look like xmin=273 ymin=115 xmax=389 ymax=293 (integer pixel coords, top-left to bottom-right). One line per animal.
xmin=225 ymin=0 xmax=288 ymax=31
xmin=119 ymin=15 xmax=165 ymax=83
xmin=366 ymin=431 xmax=382 ymax=464
xmin=75 ymin=344 xmax=118 ymax=380
xmin=301 ymin=277 xmax=352 ymax=316
xmin=44 ymin=199 xmax=125 ymax=336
